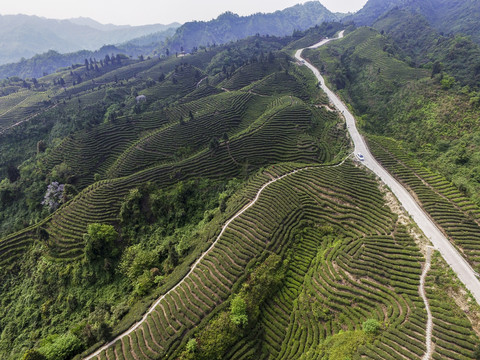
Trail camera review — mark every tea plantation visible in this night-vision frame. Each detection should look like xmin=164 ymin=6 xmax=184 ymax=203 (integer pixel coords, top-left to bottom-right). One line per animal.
xmin=0 ymin=27 xmax=478 ymax=360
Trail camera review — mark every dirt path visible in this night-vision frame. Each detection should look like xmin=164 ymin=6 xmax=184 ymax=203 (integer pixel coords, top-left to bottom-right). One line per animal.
xmin=0 ymin=103 xmax=58 ymax=135
xmin=83 ymin=165 xmax=314 ymax=359
xmin=420 ymin=246 xmax=434 ymax=360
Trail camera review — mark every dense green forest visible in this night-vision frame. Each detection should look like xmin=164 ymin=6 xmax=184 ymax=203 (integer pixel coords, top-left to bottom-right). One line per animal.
xmin=348 ymin=0 xmax=480 ymax=43
xmin=1 ymin=1 xmax=480 ymax=359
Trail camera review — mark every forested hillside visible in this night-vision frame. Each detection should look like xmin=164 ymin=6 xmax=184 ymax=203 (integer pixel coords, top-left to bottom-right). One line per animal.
xmin=163 ymin=1 xmax=344 ymax=54
xmin=0 ymin=1 xmax=344 ymax=81
xmin=348 ymin=0 xmax=480 ymax=43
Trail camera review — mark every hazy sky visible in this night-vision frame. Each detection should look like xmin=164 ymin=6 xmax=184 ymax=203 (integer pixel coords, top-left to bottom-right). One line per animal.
xmin=0 ymin=0 xmax=367 ymax=26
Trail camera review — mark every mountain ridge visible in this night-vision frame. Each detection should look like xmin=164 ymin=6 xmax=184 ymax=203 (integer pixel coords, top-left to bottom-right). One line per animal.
xmin=163 ymin=1 xmax=345 ymax=53
xmin=346 ymin=0 xmax=480 ymax=43
xmin=0 ymin=14 xmax=179 ymax=65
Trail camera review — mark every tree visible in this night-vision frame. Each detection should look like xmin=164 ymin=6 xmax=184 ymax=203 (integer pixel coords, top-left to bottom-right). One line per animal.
xmin=167 ymin=242 xmax=179 ymax=267
xmin=431 ymin=61 xmax=443 ymax=78
xmin=230 ymin=295 xmax=248 ymax=327
xmin=209 ymin=137 xmax=219 ymax=152
xmin=38 ymin=333 xmax=83 ymax=360
xmin=94 ymin=322 xmax=112 ymax=341
xmin=37 ymin=140 xmax=47 ymax=154
xmin=7 ymin=163 xmax=20 ymax=182
xmin=22 ymin=349 xmax=46 ymax=360
xmin=166 ymin=49 xmax=170 ymax=57
xmin=441 ymin=74 xmax=455 ymax=89
xmin=268 ymin=51 xmax=275 ymax=63
xmin=220 ymin=199 xmax=227 ymax=213
xmin=84 ymin=223 xmax=119 ymax=262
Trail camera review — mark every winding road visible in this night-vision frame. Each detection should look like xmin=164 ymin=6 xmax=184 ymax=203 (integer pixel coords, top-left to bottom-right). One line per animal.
xmin=83 ymin=31 xmax=480 ymax=360
xmin=295 ymin=31 xmax=480 ymax=305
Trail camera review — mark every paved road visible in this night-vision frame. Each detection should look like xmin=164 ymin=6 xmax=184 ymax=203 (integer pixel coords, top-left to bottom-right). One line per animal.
xmin=295 ymin=31 xmax=480 ymax=304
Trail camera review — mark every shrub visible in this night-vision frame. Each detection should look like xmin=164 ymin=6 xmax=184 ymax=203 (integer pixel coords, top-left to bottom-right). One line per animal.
xmin=38 ymin=333 xmax=83 ymax=360
xmin=230 ymin=295 xmax=248 ymax=327
xmin=22 ymin=350 xmax=46 ymax=360
xmin=362 ymin=318 xmax=381 ymax=336
xmin=84 ymin=223 xmax=119 ymax=262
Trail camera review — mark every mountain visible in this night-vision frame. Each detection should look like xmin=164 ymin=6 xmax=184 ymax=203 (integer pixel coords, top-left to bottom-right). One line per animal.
xmin=372 ymin=8 xmax=480 ymax=89
xmin=162 ymin=1 xmax=345 ymax=53
xmin=0 ymin=9 xmax=479 ymax=360
xmin=0 ymin=24 xmax=478 ymax=360
xmin=0 ymin=2 xmax=344 ymax=80
xmin=0 ymin=14 xmax=179 ymax=65
xmin=68 ymin=17 xmax=131 ymax=31
xmin=347 ymin=0 xmax=480 ymax=43
xmin=0 ymin=27 xmax=178 ymax=80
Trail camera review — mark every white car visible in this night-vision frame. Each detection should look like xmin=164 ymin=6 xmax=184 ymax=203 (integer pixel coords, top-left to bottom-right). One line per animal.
xmin=356 ymin=153 xmax=364 ymax=161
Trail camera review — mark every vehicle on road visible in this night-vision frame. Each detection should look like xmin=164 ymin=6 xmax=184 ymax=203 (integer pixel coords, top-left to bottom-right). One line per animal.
xmin=356 ymin=153 xmax=364 ymax=161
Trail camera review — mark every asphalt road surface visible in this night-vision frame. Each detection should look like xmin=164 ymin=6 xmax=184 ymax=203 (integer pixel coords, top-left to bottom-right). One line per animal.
xmin=295 ymin=31 xmax=480 ymax=304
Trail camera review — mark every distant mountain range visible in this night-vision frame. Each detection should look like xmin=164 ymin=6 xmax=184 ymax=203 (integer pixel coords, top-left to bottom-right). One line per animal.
xmin=347 ymin=0 xmax=480 ymax=43
xmin=2 ymin=0 xmax=479 ymax=81
xmin=0 ymin=1 xmax=345 ymax=79
xmin=163 ymin=1 xmax=345 ymax=53
xmin=0 ymin=14 xmax=179 ymax=65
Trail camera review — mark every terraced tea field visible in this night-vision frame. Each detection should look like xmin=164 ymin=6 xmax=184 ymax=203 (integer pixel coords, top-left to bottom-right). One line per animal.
xmin=367 ymin=135 xmax=480 ymax=271
xmin=1 ymin=29 xmax=479 ymax=360
xmin=0 ymin=76 xmax=345 ymax=264
xmin=85 ymin=162 xmax=452 ymax=360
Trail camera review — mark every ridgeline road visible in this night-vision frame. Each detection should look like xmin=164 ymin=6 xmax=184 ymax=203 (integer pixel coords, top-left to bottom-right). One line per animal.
xmin=296 ymin=31 xmax=480 ymax=304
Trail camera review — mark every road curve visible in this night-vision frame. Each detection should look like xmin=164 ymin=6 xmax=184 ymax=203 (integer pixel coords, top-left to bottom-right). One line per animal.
xmin=295 ymin=31 xmax=480 ymax=304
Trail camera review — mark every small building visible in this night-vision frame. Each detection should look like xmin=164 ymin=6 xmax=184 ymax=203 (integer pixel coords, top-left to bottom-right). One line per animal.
xmin=136 ymin=95 xmax=147 ymax=104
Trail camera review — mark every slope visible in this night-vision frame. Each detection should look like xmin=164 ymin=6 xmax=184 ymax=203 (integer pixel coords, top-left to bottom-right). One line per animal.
xmin=163 ymin=1 xmax=344 ymax=54
xmin=0 ymin=15 xmax=179 ymax=66
xmin=0 ymin=29 xmax=349 ymax=359
xmin=348 ymin=0 xmax=480 ymax=44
